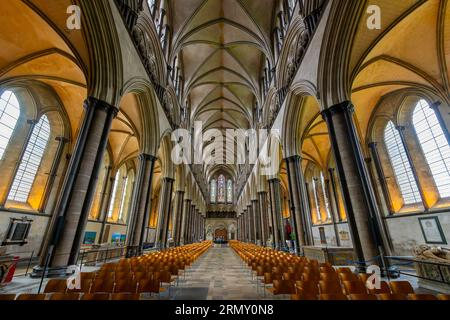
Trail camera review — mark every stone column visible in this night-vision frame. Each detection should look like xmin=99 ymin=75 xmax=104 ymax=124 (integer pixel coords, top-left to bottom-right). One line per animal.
xmin=258 ymin=192 xmax=269 ymax=247
xmin=34 ymin=97 xmax=118 ymax=276
xmin=246 ymin=205 xmax=253 ymax=243
xmin=180 ymin=199 xmax=191 ymax=245
xmin=154 ymin=177 xmax=174 ymax=249
xmin=172 ymin=190 xmax=184 ymax=246
xmin=252 ymin=200 xmax=261 ymax=244
xmin=322 ymin=101 xmax=383 ymax=267
xmin=242 ymin=209 xmax=249 ymax=242
xmin=285 ymin=155 xmax=311 ymax=252
xmin=125 ymin=154 xmax=156 ymax=256
xmin=189 ymin=204 xmax=196 ymax=243
xmin=269 ymin=178 xmax=284 ymax=249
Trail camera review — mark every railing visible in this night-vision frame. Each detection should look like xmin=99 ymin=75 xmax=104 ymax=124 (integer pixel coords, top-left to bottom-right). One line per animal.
xmin=385 ymin=256 xmax=450 ymax=285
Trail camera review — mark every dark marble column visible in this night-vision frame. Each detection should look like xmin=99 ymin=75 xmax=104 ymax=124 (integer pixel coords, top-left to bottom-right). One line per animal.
xmin=126 ymin=154 xmax=156 ymax=255
xmin=154 ymin=177 xmax=174 ymax=249
xmin=172 ymin=191 xmax=185 ymax=246
xmin=258 ymin=192 xmax=269 ymax=246
xmin=321 ymin=101 xmax=383 ymax=268
xmin=243 ymin=209 xmax=248 ymax=242
xmin=247 ymin=205 xmax=254 ymax=243
xmin=33 ymin=97 xmax=118 ymax=276
xmin=252 ymin=200 xmax=261 ymax=244
xmin=189 ymin=204 xmax=196 ymax=243
xmin=269 ymin=178 xmax=285 ymax=249
xmin=285 ymin=155 xmax=311 ymax=253
xmin=180 ymin=199 xmax=191 ymax=245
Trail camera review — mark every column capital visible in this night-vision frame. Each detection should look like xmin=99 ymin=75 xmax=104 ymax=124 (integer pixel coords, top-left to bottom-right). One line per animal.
xmin=368 ymin=142 xmax=378 ymax=149
xmin=429 ymin=101 xmax=441 ymax=110
xmin=257 ymin=191 xmax=268 ymax=195
xmin=139 ymin=153 xmax=158 ymax=162
xmin=268 ymin=178 xmax=280 ymax=183
xmin=84 ymin=97 xmax=119 ymax=118
xmin=162 ymin=177 xmax=175 ymax=183
xmin=321 ymin=101 xmax=354 ymax=121
xmin=285 ymin=154 xmax=302 ymax=163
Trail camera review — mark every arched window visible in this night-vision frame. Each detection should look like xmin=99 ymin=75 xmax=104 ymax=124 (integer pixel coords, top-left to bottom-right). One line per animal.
xmin=227 ymin=179 xmax=233 ymax=203
xmin=210 ymin=179 xmax=216 ymax=203
xmin=118 ymin=175 xmax=129 ymax=221
xmin=0 ymin=90 xmax=20 ymax=160
xmin=8 ymin=115 xmax=50 ymax=202
xmin=320 ymin=172 xmax=332 ymax=219
xmin=107 ymin=170 xmax=120 ymax=219
xmin=311 ymin=178 xmax=321 ymax=222
xmin=89 ymin=152 xmax=110 ymax=220
xmin=413 ymin=100 xmax=450 ymax=198
xmin=384 ymin=121 xmax=422 ymax=205
xmin=217 ymin=174 xmax=225 ymax=203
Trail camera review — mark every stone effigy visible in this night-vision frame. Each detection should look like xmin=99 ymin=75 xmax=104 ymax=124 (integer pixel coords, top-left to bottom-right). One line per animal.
xmin=413 ymin=245 xmax=450 ymax=293
xmin=414 ymin=245 xmax=450 ymax=264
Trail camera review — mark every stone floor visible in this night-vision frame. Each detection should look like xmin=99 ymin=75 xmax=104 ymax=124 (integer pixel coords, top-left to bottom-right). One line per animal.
xmin=173 ymin=246 xmax=272 ymax=300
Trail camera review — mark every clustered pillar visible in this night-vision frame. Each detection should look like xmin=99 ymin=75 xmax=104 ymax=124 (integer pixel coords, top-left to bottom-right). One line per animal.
xmin=322 ymin=101 xmax=383 ymax=268
xmin=33 ymin=97 xmax=119 ymax=276
xmin=155 ymin=177 xmax=174 ymax=250
xmin=258 ymin=191 xmax=269 ymax=247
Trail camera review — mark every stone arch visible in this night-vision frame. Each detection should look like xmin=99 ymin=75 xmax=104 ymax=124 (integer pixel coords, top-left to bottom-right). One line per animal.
xmin=121 ymin=78 xmax=160 ymax=156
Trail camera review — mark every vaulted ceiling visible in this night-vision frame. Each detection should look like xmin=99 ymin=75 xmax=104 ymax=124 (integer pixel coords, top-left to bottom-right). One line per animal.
xmin=168 ymin=0 xmax=276 ymax=187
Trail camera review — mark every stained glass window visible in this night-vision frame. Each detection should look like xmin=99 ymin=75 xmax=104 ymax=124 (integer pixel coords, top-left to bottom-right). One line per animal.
xmin=8 ymin=115 xmax=50 ymax=202
xmin=210 ymin=179 xmax=216 ymax=203
xmin=0 ymin=90 xmax=20 ymax=160
xmin=413 ymin=100 xmax=450 ymax=198
xmin=217 ymin=174 xmax=225 ymax=203
xmin=227 ymin=179 xmax=233 ymax=203
xmin=384 ymin=121 xmax=422 ymax=205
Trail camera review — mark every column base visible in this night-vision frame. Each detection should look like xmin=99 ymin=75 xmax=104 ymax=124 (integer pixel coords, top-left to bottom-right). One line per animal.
xmin=30 ymin=265 xmax=68 ymax=278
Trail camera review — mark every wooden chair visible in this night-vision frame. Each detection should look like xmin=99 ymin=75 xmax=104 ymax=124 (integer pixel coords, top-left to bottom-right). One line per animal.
xmin=320 ymin=273 xmax=340 ymax=282
xmin=377 ymin=293 xmax=408 ymax=300
xmin=138 ymin=279 xmax=165 ymax=297
xmin=66 ymin=279 xmax=92 ymax=293
xmin=270 ymin=280 xmax=296 ymax=296
xmin=367 ymin=281 xmax=390 ymax=294
xmin=44 ymin=279 xmax=68 ymax=293
xmin=408 ymin=294 xmax=437 ymax=300
xmin=134 ymin=272 xmax=152 ymax=282
xmin=336 ymin=267 xmax=353 ymax=274
xmin=319 ymin=293 xmax=348 ymax=300
xmin=90 ymin=280 xmax=115 ymax=293
xmin=319 ymin=280 xmax=343 ymax=294
xmin=358 ymin=273 xmax=370 ymax=284
xmin=49 ymin=293 xmax=81 ymax=300
xmin=81 ymin=293 xmax=110 ymax=300
xmin=291 ymin=291 xmax=318 ymax=300
xmin=348 ymin=294 xmax=377 ymax=300
xmin=0 ymin=294 xmax=16 ymax=300
xmin=115 ymin=280 xmax=137 ymax=293
xmin=16 ymin=294 xmax=46 ymax=300
xmin=110 ymin=293 xmax=140 ymax=300
xmin=295 ymin=281 xmax=319 ymax=295
xmin=80 ymin=272 xmax=96 ymax=280
xmin=389 ymin=281 xmax=414 ymax=295
xmin=342 ymin=281 xmax=368 ymax=295
xmin=338 ymin=273 xmax=359 ymax=282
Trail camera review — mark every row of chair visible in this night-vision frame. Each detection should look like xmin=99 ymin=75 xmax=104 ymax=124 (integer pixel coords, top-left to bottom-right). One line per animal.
xmin=0 ymin=293 xmax=150 ymax=300
xmin=230 ymin=241 xmax=449 ymax=301
xmin=39 ymin=241 xmax=212 ymax=299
